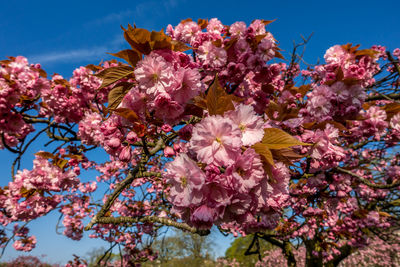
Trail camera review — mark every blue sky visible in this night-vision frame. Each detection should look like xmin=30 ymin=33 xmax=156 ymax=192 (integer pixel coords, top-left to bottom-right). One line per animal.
xmin=1 ymin=0 xmax=400 ymax=264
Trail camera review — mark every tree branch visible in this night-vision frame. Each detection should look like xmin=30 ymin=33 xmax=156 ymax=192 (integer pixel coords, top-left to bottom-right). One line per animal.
xmin=366 ymin=93 xmax=400 ymax=101
xmin=96 ymin=216 xmax=210 ymax=236
xmin=387 ymin=51 xmax=400 ymax=76
xmin=84 ymin=138 xmax=165 ymax=231
xmin=336 ymin=167 xmax=400 ymax=189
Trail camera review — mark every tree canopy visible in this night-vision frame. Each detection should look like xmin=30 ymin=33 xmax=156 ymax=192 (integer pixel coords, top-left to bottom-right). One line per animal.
xmin=0 ymin=18 xmax=400 ymax=267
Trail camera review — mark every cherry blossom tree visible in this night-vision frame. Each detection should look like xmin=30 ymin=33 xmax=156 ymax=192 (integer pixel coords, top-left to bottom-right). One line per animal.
xmin=0 ymin=18 xmax=399 ymax=266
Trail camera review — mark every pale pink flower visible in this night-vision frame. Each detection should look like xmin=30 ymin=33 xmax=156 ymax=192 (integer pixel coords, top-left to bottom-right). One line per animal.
xmin=170 ymin=67 xmax=204 ymax=104
xmin=390 ymin=113 xmax=400 ymax=131
xmin=164 ymin=153 xmax=205 ymax=207
xmin=225 ymin=104 xmax=264 ymax=146
xmin=256 ymin=35 xmax=275 ymax=62
xmin=197 ymin=41 xmax=227 ymax=68
xmin=249 ymin=19 xmax=266 ymax=35
xmin=12 ymin=235 xmax=36 ymax=252
xmin=225 ymin=148 xmax=265 ymax=193
xmin=190 ymin=205 xmax=217 ymax=229
xmin=153 ymin=94 xmax=184 ymax=120
xmin=163 ymin=146 xmax=175 ymax=157
xmin=189 ymin=116 xmax=242 ymax=166
xmin=324 ymin=45 xmax=352 ymax=64
xmin=302 ymin=124 xmax=345 ymax=166
xmin=305 ymin=85 xmax=334 ymax=120
xmin=119 ymin=146 xmax=132 ymax=162
xmin=366 ymin=106 xmax=386 ymax=125
xmin=393 ymin=48 xmax=400 ymax=58
xmin=78 ymin=111 xmax=104 ymax=145
xmin=207 ymin=18 xmax=224 ymax=35
xmin=120 ymin=87 xmax=146 ymax=120
xmin=229 ymin=21 xmax=247 ymax=38
xmin=268 ymin=162 xmax=290 ymax=196
xmin=173 ymin=21 xmax=201 ymax=44
xmin=134 ymin=53 xmax=174 ymax=96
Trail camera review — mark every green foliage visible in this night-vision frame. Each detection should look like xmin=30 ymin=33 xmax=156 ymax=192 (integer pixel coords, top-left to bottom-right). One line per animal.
xmin=143 ymin=229 xmax=216 ymax=267
xmin=225 ymin=235 xmax=275 ymax=267
xmin=84 ymin=247 xmax=119 ymax=267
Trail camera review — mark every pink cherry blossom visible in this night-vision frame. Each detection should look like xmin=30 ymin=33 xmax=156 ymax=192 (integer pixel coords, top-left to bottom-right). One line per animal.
xmin=189 ymin=115 xmax=242 ymax=166
xmin=225 ymin=104 xmax=264 ymax=146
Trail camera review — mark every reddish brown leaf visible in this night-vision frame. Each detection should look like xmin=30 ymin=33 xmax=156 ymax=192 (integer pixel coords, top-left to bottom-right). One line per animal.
xmin=261 ymin=84 xmax=275 ymax=94
xmin=63 ymin=154 xmax=84 ymax=161
xmin=297 ymin=84 xmax=311 ymax=97
xmin=113 ymin=108 xmax=140 ymax=123
xmin=274 ymin=50 xmax=285 ymax=60
xmin=384 ymin=103 xmax=400 ymax=121
xmin=38 ymin=68 xmax=47 ymax=78
xmin=261 ymin=19 xmax=276 ymax=26
xmin=107 ymin=82 xmax=134 ymax=110
xmin=95 ymin=66 xmax=134 ymax=89
xmin=53 ymin=78 xmax=70 ymax=87
xmin=262 ymin=128 xmax=310 ymax=149
xmin=35 ymin=151 xmax=55 ymax=159
xmin=303 ymin=122 xmax=316 ymax=129
xmin=205 ymin=75 xmax=235 ymax=115
xmin=271 ymin=148 xmax=306 ymax=166
xmin=255 ymin=34 xmax=267 ymax=44
xmin=133 ymin=123 xmax=146 ymax=137
xmin=252 ymin=142 xmax=275 ymax=167
xmin=183 ymin=103 xmax=205 ymax=117
xmin=122 ymin=26 xmax=152 ymax=55
xmin=310 ymin=120 xmax=347 ymax=132
xmin=180 ymin=18 xmax=193 ymax=24
xmin=54 ymin=158 xmax=69 ymax=170
xmin=197 ymin=18 xmax=208 ymax=30
xmin=355 ymin=49 xmax=379 ymax=58
xmin=107 ymin=49 xmax=141 ymax=67
xmin=150 ymin=30 xmax=172 ymax=50
xmin=85 ymin=64 xmax=103 ymax=72
xmin=171 ymin=40 xmax=191 ymax=52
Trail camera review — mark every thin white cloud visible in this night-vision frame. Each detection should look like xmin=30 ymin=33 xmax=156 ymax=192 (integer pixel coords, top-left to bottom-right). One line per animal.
xmin=87 ymin=0 xmax=185 ymax=27
xmin=28 ymin=0 xmax=187 ymax=65
xmin=86 ymin=9 xmax=135 ymax=27
xmin=28 ymin=47 xmax=108 ymax=64
xmin=27 ymin=34 xmax=125 ymax=65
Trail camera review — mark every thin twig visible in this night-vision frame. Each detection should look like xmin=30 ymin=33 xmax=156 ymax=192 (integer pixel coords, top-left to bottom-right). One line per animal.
xmin=336 ymin=167 xmax=400 ymax=189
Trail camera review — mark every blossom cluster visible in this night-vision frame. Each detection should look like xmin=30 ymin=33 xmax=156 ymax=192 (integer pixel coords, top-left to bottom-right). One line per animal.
xmin=40 ymin=66 xmax=105 ymax=123
xmin=0 ymin=56 xmax=49 ymax=148
xmin=309 ymin=44 xmax=381 ymax=86
xmin=125 ymin=49 xmax=205 ymax=122
xmin=302 ymin=81 xmax=366 ymax=122
xmin=164 ymin=104 xmax=289 ymax=231
xmin=1 ymin=154 xmax=80 ymax=223
xmin=167 ymin=19 xmax=285 ymax=113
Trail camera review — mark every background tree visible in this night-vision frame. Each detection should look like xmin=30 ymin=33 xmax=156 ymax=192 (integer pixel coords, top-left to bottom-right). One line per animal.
xmin=225 ymin=234 xmax=274 ymax=267
xmin=0 ymin=255 xmax=57 ymax=267
xmin=144 ymin=228 xmax=215 ymax=267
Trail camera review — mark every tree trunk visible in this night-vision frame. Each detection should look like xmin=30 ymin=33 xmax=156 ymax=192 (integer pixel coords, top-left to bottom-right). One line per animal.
xmin=305 ymin=240 xmax=323 ymax=267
